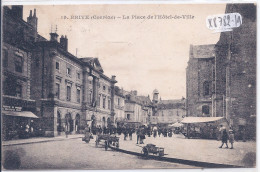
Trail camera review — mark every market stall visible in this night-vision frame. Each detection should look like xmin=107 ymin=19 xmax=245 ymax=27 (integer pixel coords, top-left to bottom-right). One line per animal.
xmin=181 ymin=117 xmax=229 ymax=139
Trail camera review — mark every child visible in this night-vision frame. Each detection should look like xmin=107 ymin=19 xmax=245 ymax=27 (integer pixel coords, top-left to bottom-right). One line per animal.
xmin=229 ymin=130 xmax=235 ymax=149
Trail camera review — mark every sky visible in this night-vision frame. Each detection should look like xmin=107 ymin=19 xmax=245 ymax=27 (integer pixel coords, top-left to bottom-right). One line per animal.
xmin=23 ymin=4 xmax=226 ymax=100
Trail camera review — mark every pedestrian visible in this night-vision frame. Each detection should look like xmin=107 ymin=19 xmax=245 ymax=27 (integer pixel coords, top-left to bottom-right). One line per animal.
xmin=229 ymin=129 xmax=235 ymax=149
xmin=168 ymin=129 xmax=172 ymax=137
xmin=123 ymin=126 xmax=128 ymax=140
xmin=83 ymin=125 xmax=91 ymax=143
xmin=129 ymin=128 xmax=133 ymax=140
xmin=219 ymin=129 xmax=229 ymax=148
xmin=136 ymin=127 xmax=140 ymax=144
xmin=153 ymin=126 xmax=157 ymax=138
xmin=140 ymin=127 xmax=145 ymax=144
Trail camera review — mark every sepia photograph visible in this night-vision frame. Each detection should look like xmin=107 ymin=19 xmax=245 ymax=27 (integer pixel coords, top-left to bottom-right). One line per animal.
xmin=1 ymin=1 xmax=257 ymax=170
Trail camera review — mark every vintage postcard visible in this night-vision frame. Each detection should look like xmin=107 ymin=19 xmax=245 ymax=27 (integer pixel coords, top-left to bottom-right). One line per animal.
xmin=1 ymin=1 xmax=257 ymax=170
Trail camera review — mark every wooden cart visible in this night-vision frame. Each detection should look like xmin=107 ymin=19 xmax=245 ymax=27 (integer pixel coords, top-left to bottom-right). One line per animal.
xmin=141 ymin=144 xmax=164 ymax=156
xmin=95 ymin=134 xmax=119 ymax=150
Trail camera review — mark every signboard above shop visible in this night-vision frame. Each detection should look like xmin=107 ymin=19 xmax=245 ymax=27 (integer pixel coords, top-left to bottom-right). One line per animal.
xmin=2 ymin=105 xmax=22 ymax=112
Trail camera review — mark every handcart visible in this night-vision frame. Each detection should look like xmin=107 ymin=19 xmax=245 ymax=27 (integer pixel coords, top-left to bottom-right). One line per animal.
xmin=141 ymin=144 xmax=165 ymax=156
xmin=95 ymin=134 xmax=119 ymax=150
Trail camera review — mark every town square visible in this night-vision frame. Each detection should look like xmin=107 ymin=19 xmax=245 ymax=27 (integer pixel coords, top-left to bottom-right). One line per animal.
xmin=1 ymin=2 xmax=256 ymax=170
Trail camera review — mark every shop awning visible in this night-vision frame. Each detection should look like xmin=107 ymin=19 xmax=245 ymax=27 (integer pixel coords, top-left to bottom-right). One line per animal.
xmin=3 ymin=111 xmax=39 ymax=118
xmin=181 ymin=117 xmax=224 ymax=124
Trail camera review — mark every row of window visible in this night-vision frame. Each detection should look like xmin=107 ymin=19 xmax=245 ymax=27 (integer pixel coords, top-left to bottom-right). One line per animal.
xmin=97 ymin=95 xmax=111 ymax=110
xmin=55 ymin=83 xmax=81 ymax=103
xmin=56 ymin=61 xmax=81 ymax=80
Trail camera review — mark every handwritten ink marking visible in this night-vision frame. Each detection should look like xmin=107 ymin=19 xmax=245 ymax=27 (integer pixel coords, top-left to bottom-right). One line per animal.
xmin=206 ymin=13 xmax=242 ymax=33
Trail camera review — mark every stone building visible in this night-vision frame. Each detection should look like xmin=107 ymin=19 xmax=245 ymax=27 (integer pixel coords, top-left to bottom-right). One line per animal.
xmin=151 ymin=89 xmax=186 ymax=125
xmin=156 ymin=99 xmax=186 ymax=124
xmin=186 ymin=4 xmax=256 ymax=139
xmin=186 ymin=44 xmax=216 ymax=117
xmin=2 ymin=5 xmax=117 ymax=137
xmin=215 ymin=4 xmax=256 ymax=139
xmin=124 ymin=91 xmax=152 ymax=126
xmin=31 ymin=33 xmax=117 ymax=136
xmin=114 ymin=86 xmax=126 ymax=126
xmin=2 ymin=6 xmax=44 ymax=140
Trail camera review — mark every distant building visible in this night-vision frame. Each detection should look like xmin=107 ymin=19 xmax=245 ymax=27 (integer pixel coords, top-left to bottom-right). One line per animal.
xmin=151 ymin=89 xmax=186 ymax=125
xmin=123 ymin=90 xmax=152 ymax=126
xmin=114 ymin=86 xmax=125 ymax=127
xmin=156 ymin=99 xmax=186 ymax=124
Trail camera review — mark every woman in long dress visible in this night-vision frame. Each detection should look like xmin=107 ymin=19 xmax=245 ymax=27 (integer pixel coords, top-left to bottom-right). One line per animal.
xmin=84 ymin=125 xmax=91 ymax=143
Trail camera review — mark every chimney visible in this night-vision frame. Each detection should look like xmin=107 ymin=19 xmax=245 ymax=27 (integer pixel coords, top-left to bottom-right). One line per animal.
xmin=60 ymin=35 xmax=68 ymax=51
xmin=27 ymin=8 xmax=38 ymax=31
xmin=111 ymin=75 xmax=116 ymax=81
xmin=50 ymin=32 xmax=59 ymax=42
xmin=12 ymin=5 xmax=23 ymax=19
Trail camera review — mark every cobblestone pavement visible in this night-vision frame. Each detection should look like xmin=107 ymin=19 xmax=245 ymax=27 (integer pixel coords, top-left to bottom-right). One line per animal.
xmin=117 ymin=133 xmax=256 ymax=167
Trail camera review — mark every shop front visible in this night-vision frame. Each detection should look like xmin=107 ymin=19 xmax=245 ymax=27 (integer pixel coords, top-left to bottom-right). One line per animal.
xmin=3 ymin=109 xmax=39 ymax=140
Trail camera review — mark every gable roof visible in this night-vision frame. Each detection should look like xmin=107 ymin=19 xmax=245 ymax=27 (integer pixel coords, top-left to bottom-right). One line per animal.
xmin=80 ymin=57 xmax=104 ymax=73
xmin=157 ymin=99 xmax=185 ymax=110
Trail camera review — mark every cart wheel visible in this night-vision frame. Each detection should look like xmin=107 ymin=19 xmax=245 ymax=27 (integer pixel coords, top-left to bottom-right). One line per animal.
xmin=116 ymin=142 xmax=119 ymax=148
xmin=142 ymin=147 xmax=148 ymax=156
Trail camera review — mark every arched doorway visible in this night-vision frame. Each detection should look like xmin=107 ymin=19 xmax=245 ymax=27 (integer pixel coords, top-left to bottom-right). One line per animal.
xmin=57 ymin=111 xmax=62 ymax=135
xmin=75 ymin=114 xmax=80 ymax=134
xmin=65 ymin=113 xmax=73 ymax=133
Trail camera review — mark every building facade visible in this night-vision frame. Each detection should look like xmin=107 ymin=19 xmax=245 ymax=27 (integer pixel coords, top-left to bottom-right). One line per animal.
xmin=215 ymin=4 xmax=256 ymax=139
xmin=123 ymin=91 xmax=152 ymax=126
xmin=2 ymin=5 xmax=117 ymax=138
xmin=2 ymin=6 xmax=42 ymax=140
xmin=186 ymin=4 xmax=256 ymax=139
xmin=186 ymin=44 xmax=217 ymax=117
xmin=31 ymin=35 xmax=117 ymax=136
xmin=114 ymin=86 xmax=126 ymax=126
xmin=151 ymin=89 xmax=186 ymax=125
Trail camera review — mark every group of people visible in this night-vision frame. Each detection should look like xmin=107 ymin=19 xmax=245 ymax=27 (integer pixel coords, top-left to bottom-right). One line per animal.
xmin=219 ymin=127 xmax=235 ymax=149
xmin=152 ymin=127 xmax=174 ymax=138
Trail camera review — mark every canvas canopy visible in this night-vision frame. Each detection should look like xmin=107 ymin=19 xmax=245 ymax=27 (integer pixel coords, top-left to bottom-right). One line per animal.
xmin=169 ymin=122 xmax=183 ymax=128
xmin=181 ymin=117 xmax=224 ymax=124
xmin=3 ymin=111 xmax=39 ymax=118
